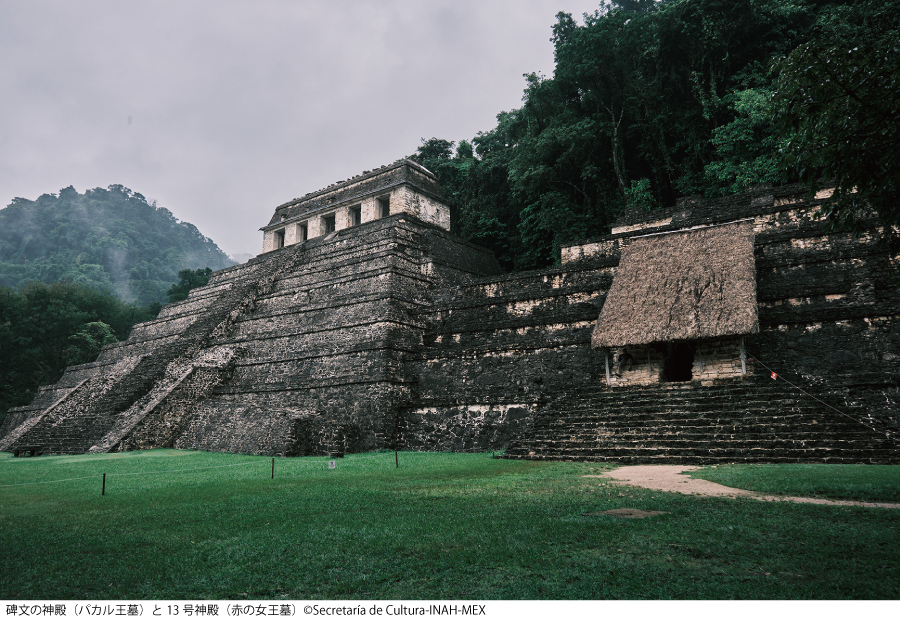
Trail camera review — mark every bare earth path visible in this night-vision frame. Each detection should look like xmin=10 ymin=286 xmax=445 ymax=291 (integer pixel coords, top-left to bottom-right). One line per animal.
xmin=586 ymin=465 xmax=900 ymax=509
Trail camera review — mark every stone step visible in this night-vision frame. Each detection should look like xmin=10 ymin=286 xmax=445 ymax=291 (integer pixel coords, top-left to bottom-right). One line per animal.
xmin=547 ymin=392 xmax=857 ymax=415
xmin=549 ymin=410 xmax=853 ymax=424
xmin=505 ymin=452 xmax=899 ymax=464
xmin=503 ymin=376 xmax=899 ymax=464
xmin=524 ymin=444 xmax=889 ymax=456
xmin=527 ymin=432 xmax=882 ymax=446
xmin=530 ymin=415 xmax=878 ymax=431
xmin=571 ymin=392 xmax=833 ymax=407
xmin=526 ymin=427 xmax=891 ymax=442
xmin=534 ymin=410 xmax=862 ymax=426
xmin=521 ymin=439 xmax=893 ymax=453
xmin=511 ymin=446 xmax=898 ymax=458
xmin=573 ymin=390 xmax=835 ymax=406
xmin=529 ymin=413 xmax=870 ymax=431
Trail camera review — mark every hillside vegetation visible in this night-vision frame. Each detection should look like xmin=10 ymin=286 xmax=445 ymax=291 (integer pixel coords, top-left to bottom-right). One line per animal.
xmin=0 ymin=184 xmax=233 ymax=307
xmin=0 ymin=185 xmax=232 ymax=422
xmin=414 ymin=0 xmax=899 ymax=270
xmin=0 ymin=282 xmax=157 ymax=417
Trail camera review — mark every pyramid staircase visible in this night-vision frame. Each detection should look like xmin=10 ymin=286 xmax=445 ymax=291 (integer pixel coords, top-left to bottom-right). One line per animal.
xmin=0 ymin=241 xmax=304 ymax=456
xmin=503 ymin=377 xmax=899 ymax=464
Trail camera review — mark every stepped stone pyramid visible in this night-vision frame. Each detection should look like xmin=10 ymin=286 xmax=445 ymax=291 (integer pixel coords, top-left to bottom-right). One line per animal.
xmin=1 ymin=161 xmax=898 ymax=462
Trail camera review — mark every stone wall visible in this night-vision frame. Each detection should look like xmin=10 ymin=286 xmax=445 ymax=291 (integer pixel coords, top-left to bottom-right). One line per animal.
xmin=398 ymin=261 xmax=611 ymax=450
xmin=261 ymin=160 xmax=452 ymax=253
xmin=691 ymin=338 xmax=749 ymax=382
xmin=602 ymin=344 xmax=665 ymax=386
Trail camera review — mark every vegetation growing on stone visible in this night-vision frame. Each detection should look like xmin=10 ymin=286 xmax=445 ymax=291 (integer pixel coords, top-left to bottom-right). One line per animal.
xmin=166 ymin=267 xmax=213 ymax=303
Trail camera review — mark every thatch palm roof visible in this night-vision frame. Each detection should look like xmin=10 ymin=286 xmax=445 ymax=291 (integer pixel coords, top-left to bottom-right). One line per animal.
xmin=592 ymin=221 xmax=758 ymax=348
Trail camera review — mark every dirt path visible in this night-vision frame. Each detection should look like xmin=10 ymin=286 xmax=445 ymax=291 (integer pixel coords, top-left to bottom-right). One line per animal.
xmin=585 ymin=465 xmax=900 ymax=509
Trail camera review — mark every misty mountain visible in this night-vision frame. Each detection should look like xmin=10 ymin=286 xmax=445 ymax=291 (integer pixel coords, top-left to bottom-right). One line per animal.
xmin=0 ymin=185 xmax=234 ymax=306
xmin=229 ymin=252 xmax=256 ymax=264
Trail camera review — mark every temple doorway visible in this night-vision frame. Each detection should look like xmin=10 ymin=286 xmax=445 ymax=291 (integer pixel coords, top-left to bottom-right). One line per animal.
xmin=661 ymin=342 xmax=696 ymax=382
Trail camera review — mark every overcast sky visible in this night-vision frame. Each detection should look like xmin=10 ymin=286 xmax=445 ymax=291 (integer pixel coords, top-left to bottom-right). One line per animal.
xmin=1 ymin=1 xmax=603 ymax=258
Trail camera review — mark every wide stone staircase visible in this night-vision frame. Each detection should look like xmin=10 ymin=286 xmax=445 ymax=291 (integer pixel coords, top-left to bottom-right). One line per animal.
xmin=503 ymin=377 xmax=899 ymax=464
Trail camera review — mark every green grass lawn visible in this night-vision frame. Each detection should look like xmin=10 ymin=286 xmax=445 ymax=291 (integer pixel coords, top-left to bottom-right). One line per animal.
xmin=692 ymin=464 xmax=900 ymax=502
xmin=1 ymin=450 xmax=898 ymax=600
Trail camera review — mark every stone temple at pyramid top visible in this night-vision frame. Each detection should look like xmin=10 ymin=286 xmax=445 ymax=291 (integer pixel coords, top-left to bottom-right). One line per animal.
xmin=260 ymin=158 xmax=451 ymax=253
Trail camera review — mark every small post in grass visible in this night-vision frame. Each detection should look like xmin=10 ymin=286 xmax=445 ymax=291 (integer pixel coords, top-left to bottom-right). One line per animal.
xmin=271 ymin=457 xmax=274 ymax=479
xmin=395 ymin=450 xmax=398 ymax=468
xmin=102 ymin=473 xmax=106 ymax=496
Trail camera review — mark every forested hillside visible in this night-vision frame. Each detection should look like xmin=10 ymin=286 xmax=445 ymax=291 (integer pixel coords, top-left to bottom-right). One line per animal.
xmin=0 ymin=184 xmax=234 ymax=306
xmin=0 ymin=283 xmax=158 ymax=417
xmin=414 ymin=0 xmax=899 ymax=270
xmin=0 ymin=185 xmax=233 ymax=422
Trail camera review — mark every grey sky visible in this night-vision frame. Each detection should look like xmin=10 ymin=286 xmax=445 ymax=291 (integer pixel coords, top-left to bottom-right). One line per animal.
xmin=1 ymin=1 xmax=602 ymax=258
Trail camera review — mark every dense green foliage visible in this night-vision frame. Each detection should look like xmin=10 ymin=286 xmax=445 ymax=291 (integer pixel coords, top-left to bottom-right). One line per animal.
xmin=166 ymin=267 xmax=213 ymax=303
xmin=0 ymin=185 xmax=233 ymax=306
xmin=415 ymin=0 xmax=899 ymax=270
xmin=0 ymin=282 xmax=157 ymax=420
xmin=1 ymin=450 xmax=898 ymax=599
xmin=0 ymin=185 xmax=231 ymax=422
xmin=774 ymin=0 xmax=900 ymax=230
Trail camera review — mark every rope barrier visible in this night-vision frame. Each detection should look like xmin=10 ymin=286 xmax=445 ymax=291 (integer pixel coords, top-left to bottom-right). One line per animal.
xmin=110 ymin=460 xmax=267 ymax=477
xmin=0 ymin=475 xmax=95 ymax=487
xmin=0 ymin=458 xmax=269 ymax=488
xmin=1 ymin=451 xmax=417 ymax=490
xmin=747 ymin=351 xmax=897 ymax=442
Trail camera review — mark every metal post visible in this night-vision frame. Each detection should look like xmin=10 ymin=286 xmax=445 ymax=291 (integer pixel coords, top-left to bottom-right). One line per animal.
xmin=102 ymin=473 xmax=106 ymax=496
xmin=395 ymin=450 xmax=399 ymax=468
xmin=271 ymin=457 xmax=274 ymax=479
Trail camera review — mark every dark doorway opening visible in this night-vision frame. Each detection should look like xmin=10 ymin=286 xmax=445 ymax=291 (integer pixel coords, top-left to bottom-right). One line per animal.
xmin=662 ymin=342 xmax=696 ymax=382
xmin=377 ymin=196 xmax=390 ymax=218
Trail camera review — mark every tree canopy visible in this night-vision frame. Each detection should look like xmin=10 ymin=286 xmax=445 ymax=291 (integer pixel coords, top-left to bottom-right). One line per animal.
xmin=167 ymin=267 xmax=213 ymax=303
xmin=0 ymin=185 xmax=234 ymax=306
xmin=0 ymin=282 xmax=157 ymax=420
xmin=414 ymin=0 xmax=899 ymax=270
xmin=774 ymin=0 xmax=900 ymax=229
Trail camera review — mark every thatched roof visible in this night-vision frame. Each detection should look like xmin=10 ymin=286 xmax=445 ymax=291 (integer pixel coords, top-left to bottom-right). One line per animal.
xmin=592 ymin=221 xmax=758 ymax=348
